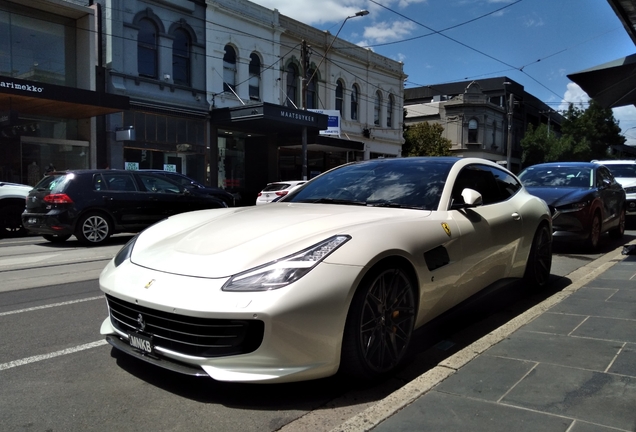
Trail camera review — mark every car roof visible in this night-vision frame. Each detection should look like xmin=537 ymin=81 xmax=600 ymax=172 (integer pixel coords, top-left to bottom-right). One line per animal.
xmin=592 ymin=160 xmax=636 ymax=164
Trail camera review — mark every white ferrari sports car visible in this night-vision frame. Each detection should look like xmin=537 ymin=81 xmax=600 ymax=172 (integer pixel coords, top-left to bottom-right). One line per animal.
xmin=100 ymin=157 xmax=552 ymax=383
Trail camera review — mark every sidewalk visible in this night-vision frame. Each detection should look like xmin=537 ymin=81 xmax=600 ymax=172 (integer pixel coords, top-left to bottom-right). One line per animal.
xmin=333 ymin=245 xmax=636 ymax=432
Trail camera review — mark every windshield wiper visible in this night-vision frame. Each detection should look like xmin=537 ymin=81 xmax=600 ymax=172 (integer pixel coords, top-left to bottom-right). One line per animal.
xmin=367 ymin=201 xmax=425 ymax=210
xmin=301 ymin=198 xmax=367 ymax=206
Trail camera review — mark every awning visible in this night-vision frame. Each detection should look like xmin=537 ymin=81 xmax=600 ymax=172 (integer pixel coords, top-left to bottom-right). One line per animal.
xmin=211 ymin=102 xmax=328 ymax=135
xmin=0 ymin=75 xmax=129 ymax=119
xmin=568 ymin=53 xmax=636 ymax=108
xmin=280 ymin=134 xmax=364 ymax=152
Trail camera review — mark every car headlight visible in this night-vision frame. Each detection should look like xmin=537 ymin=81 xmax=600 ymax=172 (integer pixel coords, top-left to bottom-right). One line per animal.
xmin=222 ymin=235 xmax=351 ymax=292
xmin=557 ymin=201 xmax=589 ymax=213
xmin=624 ymin=186 xmax=636 ymax=194
xmin=114 ymin=236 xmax=138 ymax=267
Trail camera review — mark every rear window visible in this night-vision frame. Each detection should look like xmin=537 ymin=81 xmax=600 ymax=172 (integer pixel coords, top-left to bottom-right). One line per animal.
xmin=262 ymin=183 xmax=291 ymax=192
xmin=34 ymin=174 xmax=71 ymax=193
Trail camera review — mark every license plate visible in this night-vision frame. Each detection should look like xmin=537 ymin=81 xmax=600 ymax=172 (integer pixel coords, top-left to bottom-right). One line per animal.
xmin=128 ymin=332 xmax=154 ymax=354
xmin=28 ymin=218 xmax=38 ymax=224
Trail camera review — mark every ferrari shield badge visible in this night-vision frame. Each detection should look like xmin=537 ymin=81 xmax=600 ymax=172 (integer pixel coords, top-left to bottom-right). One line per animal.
xmin=441 ymin=222 xmax=451 ymax=237
xmin=144 ymin=279 xmax=156 ymax=289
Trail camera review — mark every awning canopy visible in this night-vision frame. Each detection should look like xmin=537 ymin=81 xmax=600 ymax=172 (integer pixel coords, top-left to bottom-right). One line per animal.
xmin=280 ymin=134 xmax=364 ymax=152
xmin=568 ymin=53 xmax=636 ymax=108
xmin=0 ymin=75 xmax=129 ymax=119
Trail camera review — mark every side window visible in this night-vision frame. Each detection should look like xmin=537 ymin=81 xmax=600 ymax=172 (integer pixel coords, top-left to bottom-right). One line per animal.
xmin=487 ymin=166 xmax=521 ymax=200
xmin=93 ymin=174 xmax=105 ymax=191
xmin=452 ymin=165 xmax=514 ymax=206
xmin=103 ymin=173 xmax=138 ymax=192
xmin=138 ymin=174 xmax=181 ymax=193
xmin=597 ymin=167 xmax=613 ymax=187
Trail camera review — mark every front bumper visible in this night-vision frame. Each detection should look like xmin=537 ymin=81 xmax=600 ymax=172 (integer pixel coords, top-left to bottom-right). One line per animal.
xmin=99 ymin=258 xmax=364 ymax=383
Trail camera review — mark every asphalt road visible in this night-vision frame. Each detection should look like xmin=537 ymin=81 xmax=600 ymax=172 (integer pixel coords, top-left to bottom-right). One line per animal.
xmin=1 ymin=227 xmax=634 ymax=432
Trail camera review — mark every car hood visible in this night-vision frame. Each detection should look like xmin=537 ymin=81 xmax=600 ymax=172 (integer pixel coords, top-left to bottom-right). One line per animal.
xmin=524 ymin=186 xmax=593 ymax=207
xmin=129 ymin=203 xmax=430 ymax=278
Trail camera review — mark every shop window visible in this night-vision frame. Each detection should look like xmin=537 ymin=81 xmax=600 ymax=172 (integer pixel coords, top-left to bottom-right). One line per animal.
xmin=374 ymin=91 xmax=382 ymax=126
xmin=468 ymin=118 xmax=478 ymax=143
xmin=286 ymin=64 xmax=299 ymax=108
xmin=249 ymin=53 xmax=261 ymax=100
xmin=138 ymin=19 xmax=158 ymax=78
xmin=335 ymin=80 xmax=344 ymax=115
xmin=387 ymin=94 xmax=394 ymax=128
xmin=172 ymin=28 xmax=190 ymax=86
xmin=351 ymin=84 xmax=360 ymax=121
xmin=223 ymin=45 xmax=237 ymax=93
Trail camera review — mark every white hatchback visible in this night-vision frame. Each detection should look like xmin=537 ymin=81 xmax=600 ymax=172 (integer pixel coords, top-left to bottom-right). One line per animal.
xmin=255 ymin=180 xmax=306 ymax=205
xmin=594 ymin=160 xmax=636 ymax=215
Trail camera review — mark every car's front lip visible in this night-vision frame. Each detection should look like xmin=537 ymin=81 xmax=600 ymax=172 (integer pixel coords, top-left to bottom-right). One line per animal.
xmin=99 ymin=258 xmax=363 ymax=383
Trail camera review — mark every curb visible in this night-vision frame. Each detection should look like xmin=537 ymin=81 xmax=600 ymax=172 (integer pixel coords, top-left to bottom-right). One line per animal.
xmin=330 ymin=244 xmax=629 ymax=432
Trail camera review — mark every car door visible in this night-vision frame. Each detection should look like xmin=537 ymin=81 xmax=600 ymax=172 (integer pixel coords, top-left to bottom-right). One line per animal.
xmin=596 ymin=166 xmax=625 ymax=228
xmin=99 ymin=172 xmax=154 ymax=229
xmin=450 ymin=164 xmax=524 ymax=302
xmin=134 ymin=173 xmax=211 ymax=220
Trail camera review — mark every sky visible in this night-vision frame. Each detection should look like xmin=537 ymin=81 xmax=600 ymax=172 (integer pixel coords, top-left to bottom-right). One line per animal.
xmin=250 ymin=0 xmax=636 ymax=146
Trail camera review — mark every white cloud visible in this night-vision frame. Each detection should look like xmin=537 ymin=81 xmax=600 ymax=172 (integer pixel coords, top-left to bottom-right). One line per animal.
xmin=559 ymin=82 xmax=589 ymax=112
xmin=363 ymin=20 xmax=417 ymax=43
xmin=249 ymin=0 xmax=369 ymax=25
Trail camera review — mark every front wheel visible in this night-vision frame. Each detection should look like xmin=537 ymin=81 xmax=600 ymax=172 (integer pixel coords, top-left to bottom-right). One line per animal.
xmin=340 ymin=264 xmax=416 ymax=381
xmin=0 ymin=204 xmax=26 ymax=237
xmin=524 ymin=224 xmax=552 ymax=289
xmin=585 ymin=212 xmax=602 ymax=251
xmin=75 ymin=212 xmax=112 ymax=246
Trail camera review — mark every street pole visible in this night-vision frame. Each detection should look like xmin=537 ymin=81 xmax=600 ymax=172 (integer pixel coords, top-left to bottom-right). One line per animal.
xmin=506 ymin=91 xmax=514 ymax=170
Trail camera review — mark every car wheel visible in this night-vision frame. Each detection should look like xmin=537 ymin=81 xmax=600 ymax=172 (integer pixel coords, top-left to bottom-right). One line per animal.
xmin=75 ymin=211 xmax=112 ymax=246
xmin=340 ymin=264 xmax=416 ymax=381
xmin=523 ymin=223 xmax=552 ymax=289
xmin=609 ymin=207 xmax=626 ymax=239
xmin=43 ymin=234 xmax=71 ymax=243
xmin=585 ymin=212 xmax=602 ymax=251
xmin=0 ymin=203 xmax=26 ymax=237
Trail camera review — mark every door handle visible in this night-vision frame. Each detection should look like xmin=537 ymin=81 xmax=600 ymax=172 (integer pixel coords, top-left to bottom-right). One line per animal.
xmin=511 ymin=212 xmax=521 ymax=221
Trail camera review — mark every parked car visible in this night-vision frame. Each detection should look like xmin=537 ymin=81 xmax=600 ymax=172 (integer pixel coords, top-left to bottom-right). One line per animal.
xmin=100 ymin=157 xmax=552 ymax=384
xmin=22 ymin=170 xmax=227 ymax=246
xmin=592 ymin=160 xmax=636 ymax=216
xmin=255 ymin=180 xmax=306 ymax=205
xmin=140 ymin=170 xmax=237 ymax=207
xmin=518 ymin=162 xmax=626 ymax=250
xmin=0 ymin=182 xmax=32 ymax=237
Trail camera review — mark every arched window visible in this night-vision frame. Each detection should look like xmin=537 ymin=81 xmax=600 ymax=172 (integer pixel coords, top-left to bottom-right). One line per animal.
xmin=468 ymin=118 xmax=478 ymax=143
xmin=286 ymin=64 xmax=298 ymax=108
xmin=387 ymin=94 xmax=394 ymax=128
xmin=335 ymin=80 xmax=344 ymax=115
xmin=138 ymin=19 xmax=158 ymax=78
xmin=172 ymin=29 xmax=190 ymax=86
xmin=223 ymin=45 xmax=237 ymax=93
xmin=305 ymin=69 xmax=317 ymax=109
xmin=351 ymin=84 xmax=359 ymax=121
xmin=249 ymin=53 xmax=261 ymax=101
xmin=374 ymin=91 xmax=382 ymax=126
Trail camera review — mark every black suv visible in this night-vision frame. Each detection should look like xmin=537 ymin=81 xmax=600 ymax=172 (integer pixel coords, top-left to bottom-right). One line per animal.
xmin=22 ymin=170 xmax=227 ymax=246
xmin=140 ymin=170 xmax=238 ymax=207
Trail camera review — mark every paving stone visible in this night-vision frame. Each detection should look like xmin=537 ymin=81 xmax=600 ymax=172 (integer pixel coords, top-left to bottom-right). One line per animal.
xmin=567 ymin=287 xmax=617 ymax=301
xmin=502 ymin=363 xmax=636 ymax=431
xmin=487 ymin=331 xmax=621 ymax=371
xmin=373 ymin=391 xmax=572 ymax=432
xmin=569 ymin=420 xmax=633 ymax=432
xmin=551 ymin=297 xmax=636 ymax=320
xmin=609 ymin=343 xmax=636 ymax=378
xmin=521 ymin=312 xmax=587 ymax=335
xmin=572 ymin=316 xmax=636 ymax=343
xmin=607 ymin=289 xmax=636 ymax=303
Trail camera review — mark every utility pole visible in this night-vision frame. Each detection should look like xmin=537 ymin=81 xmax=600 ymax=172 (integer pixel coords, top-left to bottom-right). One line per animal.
xmin=506 ymin=92 xmax=514 ymax=170
xmin=301 ymin=40 xmax=309 ymax=180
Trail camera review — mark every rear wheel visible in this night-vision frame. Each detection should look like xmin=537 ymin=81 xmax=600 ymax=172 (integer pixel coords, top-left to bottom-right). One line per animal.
xmin=609 ymin=207 xmax=626 ymax=239
xmin=524 ymin=223 xmax=552 ymax=289
xmin=340 ymin=264 xmax=416 ymax=381
xmin=75 ymin=211 xmax=112 ymax=246
xmin=0 ymin=203 xmax=26 ymax=237
xmin=585 ymin=212 xmax=602 ymax=251
xmin=43 ymin=234 xmax=71 ymax=243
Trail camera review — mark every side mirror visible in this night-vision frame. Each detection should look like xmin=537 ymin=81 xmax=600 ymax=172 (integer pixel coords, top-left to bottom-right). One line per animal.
xmin=451 ymin=188 xmax=483 ymax=209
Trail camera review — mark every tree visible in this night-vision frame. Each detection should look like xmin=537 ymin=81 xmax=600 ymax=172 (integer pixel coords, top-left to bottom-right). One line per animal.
xmin=403 ymin=122 xmax=452 ymax=157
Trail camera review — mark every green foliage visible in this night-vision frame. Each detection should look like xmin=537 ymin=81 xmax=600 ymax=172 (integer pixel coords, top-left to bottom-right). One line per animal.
xmin=403 ymin=122 xmax=452 ymax=157
xmin=521 ymin=99 xmax=625 ymax=167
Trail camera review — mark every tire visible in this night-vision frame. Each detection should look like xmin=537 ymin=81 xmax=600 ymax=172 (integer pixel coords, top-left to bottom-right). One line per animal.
xmin=609 ymin=207 xmax=626 ymax=239
xmin=340 ymin=264 xmax=416 ymax=381
xmin=585 ymin=212 xmax=602 ymax=251
xmin=0 ymin=203 xmax=27 ymax=237
xmin=75 ymin=211 xmax=112 ymax=246
xmin=523 ymin=223 xmax=552 ymax=289
xmin=43 ymin=234 xmax=71 ymax=243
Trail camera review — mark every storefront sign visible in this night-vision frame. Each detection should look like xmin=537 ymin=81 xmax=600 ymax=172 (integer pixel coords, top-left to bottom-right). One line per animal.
xmin=125 ymin=162 xmax=139 ymax=170
xmin=0 ymin=80 xmax=43 ymax=93
xmin=0 ymin=110 xmax=17 ymax=127
xmin=308 ymin=109 xmax=340 ymax=137
xmin=163 ymin=164 xmax=177 ymax=172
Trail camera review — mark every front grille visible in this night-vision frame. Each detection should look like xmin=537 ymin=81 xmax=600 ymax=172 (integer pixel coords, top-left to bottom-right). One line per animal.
xmin=106 ymin=294 xmax=264 ymax=358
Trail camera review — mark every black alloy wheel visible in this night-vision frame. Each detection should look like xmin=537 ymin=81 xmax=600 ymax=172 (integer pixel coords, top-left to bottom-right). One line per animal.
xmin=76 ymin=212 xmax=112 ymax=246
xmin=585 ymin=212 xmax=602 ymax=251
xmin=340 ymin=265 xmax=416 ymax=380
xmin=523 ymin=223 xmax=553 ymax=289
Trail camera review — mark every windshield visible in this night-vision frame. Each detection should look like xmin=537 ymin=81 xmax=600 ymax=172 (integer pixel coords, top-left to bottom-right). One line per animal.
xmin=284 ymin=158 xmax=454 ymax=210
xmin=605 ymin=164 xmax=636 ymax=178
xmin=519 ymin=166 xmax=593 ymax=188
xmin=34 ymin=174 xmax=72 ymax=193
